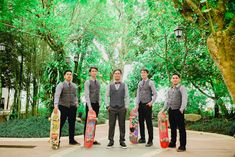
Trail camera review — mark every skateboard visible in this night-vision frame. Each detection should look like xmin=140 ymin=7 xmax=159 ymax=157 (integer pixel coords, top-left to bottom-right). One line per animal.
xmin=49 ymin=110 xmax=61 ymax=150
xmin=129 ymin=108 xmax=138 ymax=144
xmin=158 ymin=112 xmax=169 ymax=148
xmin=84 ymin=110 xmax=97 ymax=148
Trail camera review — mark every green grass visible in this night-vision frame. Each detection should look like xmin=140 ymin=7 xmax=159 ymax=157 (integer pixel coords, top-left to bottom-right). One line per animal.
xmin=0 ymin=116 xmax=84 ymax=138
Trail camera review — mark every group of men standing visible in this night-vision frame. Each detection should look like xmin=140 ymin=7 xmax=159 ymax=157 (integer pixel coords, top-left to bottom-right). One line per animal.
xmin=53 ymin=67 xmax=187 ymax=152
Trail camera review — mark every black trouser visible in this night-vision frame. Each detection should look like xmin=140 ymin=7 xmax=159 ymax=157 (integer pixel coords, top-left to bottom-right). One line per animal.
xmin=168 ymin=108 xmax=186 ymax=148
xmin=84 ymin=103 xmax=100 ymax=138
xmin=59 ymin=105 xmax=77 ymax=142
xmin=138 ymin=102 xmax=153 ymax=142
xmin=108 ymin=106 xmax=126 ymax=143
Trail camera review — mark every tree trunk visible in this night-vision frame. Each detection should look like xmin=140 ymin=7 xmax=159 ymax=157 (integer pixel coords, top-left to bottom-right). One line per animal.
xmin=32 ymin=76 xmax=38 ymax=116
xmin=26 ymin=72 xmax=30 ymax=117
xmin=207 ymin=31 xmax=235 ymax=104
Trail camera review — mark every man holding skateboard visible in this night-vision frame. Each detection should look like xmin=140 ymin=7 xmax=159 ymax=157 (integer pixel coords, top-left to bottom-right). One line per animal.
xmin=53 ymin=70 xmax=80 ymax=145
xmin=84 ymin=66 xmax=101 ymax=145
xmin=105 ymin=69 xmax=130 ymax=149
xmin=160 ymin=73 xmax=187 ymax=152
xmin=136 ymin=69 xmax=157 ymax=147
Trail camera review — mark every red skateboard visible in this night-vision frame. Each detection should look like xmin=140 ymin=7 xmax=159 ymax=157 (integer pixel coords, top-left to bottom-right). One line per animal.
xmin=129 ymin=108 xmax=138 ymax=144
xmin=84 ymin=110 xmax=97 ymax=148
xmin=158 ymin=112 xmax=169 ymax=148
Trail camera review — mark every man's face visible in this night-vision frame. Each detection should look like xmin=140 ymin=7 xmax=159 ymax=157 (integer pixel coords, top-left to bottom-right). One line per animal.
xmin=113 ymin=70 xmax=122 ymax=81
xmin=171 ymin=75 xmax=180 ymax=85
xmin=141 ymin=71 xmax=148 ymax=80
xmin=64 ymin=72 xmax=72 ymax=82
xmin=90 ymin=68 xmax=98 ymax=78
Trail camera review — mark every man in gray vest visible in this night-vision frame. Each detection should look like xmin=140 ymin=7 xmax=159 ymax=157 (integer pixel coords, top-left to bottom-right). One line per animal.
xmin=84 ymin=66 xmax=101 ymax=145
xmin=54 ymin=70 xmax=80 ymax=145
xmin=160 ymin=73 xmax=187 ymax=152
xmin=136 ymin=69 xmax=157 ymax=147
xmin=105 ymin=69 xmax=130 ymax=149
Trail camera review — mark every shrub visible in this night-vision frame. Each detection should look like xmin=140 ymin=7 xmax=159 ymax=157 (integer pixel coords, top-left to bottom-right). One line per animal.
xmin=0 ymin=116 xmax=83 ymax=138
xmin=187 ymin=118 xmax=235 ymax=136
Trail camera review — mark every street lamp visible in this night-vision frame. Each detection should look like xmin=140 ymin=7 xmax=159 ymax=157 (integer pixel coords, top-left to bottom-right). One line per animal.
xmin=65 ymin=56 xmax=70 ymax=64
xmin=74 ymin=54 xmax=78 ymax=63
xmin=174 ymin=26 xmax=183 ymax=39
xmin=0 ymin=43 xmax=5 ymax=51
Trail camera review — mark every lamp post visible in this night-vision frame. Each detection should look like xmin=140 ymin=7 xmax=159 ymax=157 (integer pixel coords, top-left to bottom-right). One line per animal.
xmin=0 ymin=43 xmax=5 ymax=106
xmin=73 ymin=54 xmax=78 ymax=84
xmin=65 ymin=56 xmax=70 ymax=64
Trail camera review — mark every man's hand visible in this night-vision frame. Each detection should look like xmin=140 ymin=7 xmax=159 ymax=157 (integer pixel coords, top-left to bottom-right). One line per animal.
xmin=106 ymin=106 xmax=110 ymax=112
xmin=179 ymin=109 xmax=184 ymax=114
xmin=54 ymin=106 xmax=58 ymax=114
xmin=134 ymin=106 xmax=139 ymax=111
xmin=146 ymin=102 xmax=152 ymax=107
xmin=89 ymin=107 xmax=94 ymax=112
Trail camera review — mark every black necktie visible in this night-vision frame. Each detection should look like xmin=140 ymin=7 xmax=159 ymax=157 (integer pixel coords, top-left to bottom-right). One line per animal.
xmin=142 ymin=80 xmax=145 ymax=86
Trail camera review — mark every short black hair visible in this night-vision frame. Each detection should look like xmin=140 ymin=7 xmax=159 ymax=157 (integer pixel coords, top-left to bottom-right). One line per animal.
xmin=172 ymin=73 xmax=181 ymax=78
xmin=141 ymin=68 xmax=149 ymax=74
xmin=113 ymin=69 xmax=122 ymax=74
xmin=64 ymin=70 xmax=72 ymax=75
xmin=89 ymin=66 xmax=98 ymax=72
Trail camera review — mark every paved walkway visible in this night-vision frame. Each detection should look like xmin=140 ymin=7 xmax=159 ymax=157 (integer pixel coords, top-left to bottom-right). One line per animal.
xmin=0 ymin=122 xmax=234 ymax=157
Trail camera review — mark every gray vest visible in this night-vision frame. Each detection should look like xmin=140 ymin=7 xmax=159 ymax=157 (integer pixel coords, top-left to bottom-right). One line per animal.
xmin=168 ymin=85 xmax=182 ymax=110
xmin=59 ymin=82 xmax=77 ymax=108
xmin=110 ymin=83 xmax=125 ymax=108
xmin=89 ymin=80 xmax=100 ymax=103
xmin=139 ymin=80 xmax=152 ymax=103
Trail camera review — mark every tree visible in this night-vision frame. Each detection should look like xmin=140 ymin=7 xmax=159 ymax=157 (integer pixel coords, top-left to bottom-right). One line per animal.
xmin=172 ymin=0 xmax=235 ymax=103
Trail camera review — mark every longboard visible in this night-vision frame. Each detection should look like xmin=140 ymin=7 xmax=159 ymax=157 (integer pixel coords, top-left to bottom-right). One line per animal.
xmin=84 ymin=110 xmax=97 ymax=148
xmin=129 ymin=108 xmax=138 ymax=144
xmin=50 ymin=110 xmax=61 ymax=150
xmin=158 ymin=112 xmax=169 ymax=148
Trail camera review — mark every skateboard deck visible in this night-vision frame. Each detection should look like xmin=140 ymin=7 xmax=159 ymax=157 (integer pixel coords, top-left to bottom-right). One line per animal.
xmin=158 ymin=112 xmax=169 ymax=148
xmin=129 ymin=108 xmax=138 ymax=144
xmin=84 ymin=110 xmax=97 ymax=148
xmin=50 ymin=110 xmax=61 ymax=150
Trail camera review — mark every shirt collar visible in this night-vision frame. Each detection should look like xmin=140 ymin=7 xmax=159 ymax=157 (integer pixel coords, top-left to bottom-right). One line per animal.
xmin=172 ymin=84 xmax=181 ymax=88
xmin=64 ymin=80 xmax=71 ymax=85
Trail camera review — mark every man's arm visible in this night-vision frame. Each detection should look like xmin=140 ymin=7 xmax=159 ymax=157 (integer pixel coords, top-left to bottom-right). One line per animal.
xmin=135 ymin=82 xmax=140 ymax=108
xmin=180 ymin=86 xmax=188 ymax=113
xmin=105 ymin=84 xmax=110 ymax=109
xmin=84 ymin=80 xmax=92 ymax=109
xmin=148 ymin=80 xmax=157 ymax=105
xmin=74 ymin=84 xmax=78 ymax=107
xmin=124 ymin=84 xmax=130 ymax=109
xmin=161 ymin=88 xmax=169 ymax=112
xmin=54 ymin=83 xmax=63 ymax=107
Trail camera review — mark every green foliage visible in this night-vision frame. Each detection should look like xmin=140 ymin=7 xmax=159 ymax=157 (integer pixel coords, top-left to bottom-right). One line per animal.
xmin=0 ymin=116 xmax=83 ymax=137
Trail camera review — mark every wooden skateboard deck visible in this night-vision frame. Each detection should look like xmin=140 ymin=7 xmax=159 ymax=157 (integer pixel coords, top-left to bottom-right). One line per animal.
xmin=129 ymin=108 xmax=138 ymax=144
xmin=158 ymin=112 xmax=169 ymax=148
xmin=50 ymin=110 xmax=61 ymax=150
xmin=84 ymin=110 xmax=97 ymax=148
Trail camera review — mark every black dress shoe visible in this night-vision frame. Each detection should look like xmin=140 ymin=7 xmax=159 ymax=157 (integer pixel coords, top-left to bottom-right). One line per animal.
xmin=120 ymin=141 xmax=127 ymax=149
xmin=177 ymin=146 xmax=186 ymax=152
xmin=93 ymin=141 xmax=101 ymax=145
xmin=145 ymin=142 xmax=153 ymax=147
xmin=168 ymin=142 xmax=176 ymax=148
xmin=107 ymin=141 xmax=114 ymax=148
xmin=138 ymin=139 xmax=146 ymax=144
xmin=69 ymin=140 xmax=80 ymax=145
